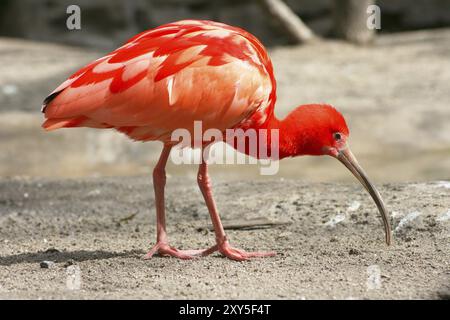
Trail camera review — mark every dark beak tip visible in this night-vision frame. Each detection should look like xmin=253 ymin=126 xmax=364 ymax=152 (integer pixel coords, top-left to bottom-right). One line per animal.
xmin=337 ymin=148 xmax=393 ymax=247
xmin=386 ymin=232 xmax=393 ymax=246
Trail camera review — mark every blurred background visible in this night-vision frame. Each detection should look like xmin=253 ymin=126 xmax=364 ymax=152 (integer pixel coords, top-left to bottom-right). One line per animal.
xmin=0 ymin=0 xmax=449 ymax=182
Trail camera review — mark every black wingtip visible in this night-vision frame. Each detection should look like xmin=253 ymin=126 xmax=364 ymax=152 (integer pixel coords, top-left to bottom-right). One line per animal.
xmin=41 ymin=90 xmax=62 ymax=113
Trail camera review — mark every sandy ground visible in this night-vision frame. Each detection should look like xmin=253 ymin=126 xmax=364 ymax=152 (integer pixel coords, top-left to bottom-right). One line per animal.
xmin=0 ymin=177 xmax=449 ymax=299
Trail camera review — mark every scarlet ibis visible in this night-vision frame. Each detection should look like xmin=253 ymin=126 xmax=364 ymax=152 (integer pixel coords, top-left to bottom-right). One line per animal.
xmin=42 ymin=20 xmax=392 ymax=261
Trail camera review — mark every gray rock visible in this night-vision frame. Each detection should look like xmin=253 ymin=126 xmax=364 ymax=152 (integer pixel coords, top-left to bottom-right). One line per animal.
xmin=40 ymin=261 xmax=55 ymax=269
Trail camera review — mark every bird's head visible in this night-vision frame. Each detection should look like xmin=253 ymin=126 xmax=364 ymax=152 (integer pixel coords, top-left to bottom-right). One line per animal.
xmin=280 ymin=104 xmax=349 ymax=156
xmin=280 ymin=104 xmax=392 ymax=245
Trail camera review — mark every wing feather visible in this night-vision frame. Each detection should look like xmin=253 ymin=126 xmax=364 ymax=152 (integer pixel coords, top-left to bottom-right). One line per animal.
xmin=42 ymin=20 xmax=275 ymax=141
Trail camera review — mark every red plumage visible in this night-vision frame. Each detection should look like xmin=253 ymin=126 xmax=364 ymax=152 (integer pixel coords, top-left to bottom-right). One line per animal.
xmin=42 ymin=20 xmax=391 ymax=261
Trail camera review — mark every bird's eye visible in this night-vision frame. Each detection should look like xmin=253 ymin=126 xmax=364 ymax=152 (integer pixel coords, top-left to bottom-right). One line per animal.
xmin=333 ymin=132 xmax=342 ymax=141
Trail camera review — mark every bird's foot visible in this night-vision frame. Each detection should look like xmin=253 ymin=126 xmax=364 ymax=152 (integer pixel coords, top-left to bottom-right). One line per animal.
xmin=142 ymin=242 xmax=208 ymax=260
xmin=212 ymin=240 xmax=276 ymax=261
xmin=142 ymin=240 xmax=276 ymax=261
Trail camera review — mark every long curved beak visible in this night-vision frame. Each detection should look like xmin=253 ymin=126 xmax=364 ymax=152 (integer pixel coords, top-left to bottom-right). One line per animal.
xmin=336 ymin=147 xmax=392 ymax=245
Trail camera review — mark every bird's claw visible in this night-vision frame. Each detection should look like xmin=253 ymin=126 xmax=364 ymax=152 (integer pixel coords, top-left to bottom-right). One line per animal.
xmin=142 ymin=240 xmax=276 ymax=261
xmin=142 ymin=242 xmax=208 ymax=260
xmin=216 ymin=241 xmax=276 ymax=261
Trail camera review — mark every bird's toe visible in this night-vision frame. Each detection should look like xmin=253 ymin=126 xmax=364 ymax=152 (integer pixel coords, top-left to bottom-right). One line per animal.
xmin=218 ymin=241 xmax=276 ymax=261
xmin=143 ymin=242 xmax=209 ymax=260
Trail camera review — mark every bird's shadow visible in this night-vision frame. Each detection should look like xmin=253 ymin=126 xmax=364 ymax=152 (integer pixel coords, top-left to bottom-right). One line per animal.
xmin=0 ymin=249 xmax=145 ymax=266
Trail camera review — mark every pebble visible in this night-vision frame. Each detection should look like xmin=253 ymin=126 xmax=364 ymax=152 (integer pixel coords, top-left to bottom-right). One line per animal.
xmin=347 ymin=201 xmax=361 ymax=212
xmin=395 ymin=211 xmax=421 ymax=233
xmin=277 ymin=232 xmax=292 ymax=239
xmin=40 ymin=261 xmax=55 ymax=268
xmin=348 ymin=248 xmax=361 ymax=255
xmin=436 ymin=209 xmax=450 ymax=222
xmin=64 ymin=259 xmax=76 ymax=268
xmin=324 ymin=213 xmax=346 ymax=227
xmin=44 ymin=248 xmax=60 ymax=254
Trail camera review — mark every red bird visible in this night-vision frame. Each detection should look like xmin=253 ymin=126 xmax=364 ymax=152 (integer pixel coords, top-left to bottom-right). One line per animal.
xmin=42 ymin=20 xmax=391 ymax=261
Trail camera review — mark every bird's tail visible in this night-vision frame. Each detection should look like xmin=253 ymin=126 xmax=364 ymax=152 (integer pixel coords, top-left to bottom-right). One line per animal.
xmin=42 ymin=116 xmax=112 ymax=131
xmin=42 ymin=117 xmax=83 ymax=131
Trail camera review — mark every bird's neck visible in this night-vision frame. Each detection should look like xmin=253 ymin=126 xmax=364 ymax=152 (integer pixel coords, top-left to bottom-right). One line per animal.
xmin=258 ymin=115 xmax=300 ymax=159
xmin=236 ymin=112 xmax=301 ymax=160
xmin=238 ymin=103 xmax=347 ymax=159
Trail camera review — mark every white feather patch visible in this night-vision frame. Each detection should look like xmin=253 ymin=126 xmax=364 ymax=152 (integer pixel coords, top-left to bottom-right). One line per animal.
xmin=167 ymin=77 xmax=175 ymax=106
xmin=205 ymin=29 xmax=231 ymax=39
xmin=122 ymin=59 xmax=150 ymax=82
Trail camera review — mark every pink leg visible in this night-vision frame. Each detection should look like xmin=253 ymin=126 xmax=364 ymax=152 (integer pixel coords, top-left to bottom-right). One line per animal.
xmin=143 ymin=145 xmax=208 ymax=260
xmin=197 ymin=161 xmax=276 ymax=261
